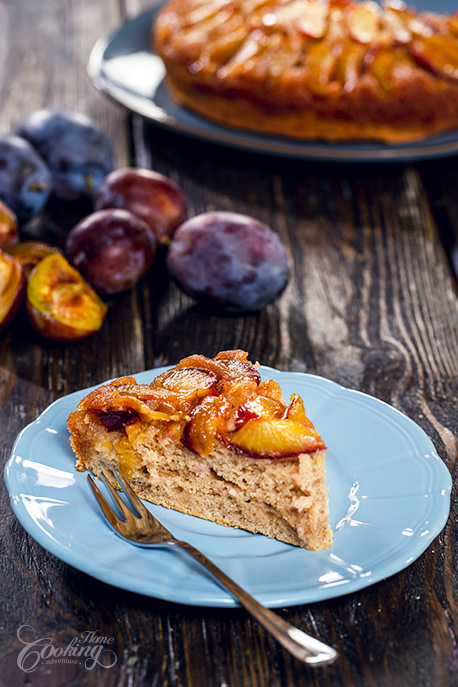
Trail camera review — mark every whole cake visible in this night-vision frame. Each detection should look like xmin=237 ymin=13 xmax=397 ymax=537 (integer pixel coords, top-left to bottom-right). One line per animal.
xmin=153 ymin=0 xmax=458 ymax=143
xmin=68 ymin=350 xmax=332 ymax=550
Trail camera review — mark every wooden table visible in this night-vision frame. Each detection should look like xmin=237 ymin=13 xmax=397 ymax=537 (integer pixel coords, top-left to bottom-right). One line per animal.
xmin=1 ymin=1 xmax=457 ymax=685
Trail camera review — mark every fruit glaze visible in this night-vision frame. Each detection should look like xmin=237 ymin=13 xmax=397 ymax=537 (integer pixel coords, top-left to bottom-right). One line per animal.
xmin=79 ymin=349 xmax=326 ymax=459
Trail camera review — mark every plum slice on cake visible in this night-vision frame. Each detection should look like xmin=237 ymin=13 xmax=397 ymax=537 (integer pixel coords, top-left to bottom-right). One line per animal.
xmin=68 ymin=350 xmax=332 ymax=550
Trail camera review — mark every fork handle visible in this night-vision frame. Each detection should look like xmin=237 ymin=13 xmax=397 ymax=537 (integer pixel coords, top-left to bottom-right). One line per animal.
xmin=173 ymin=539 xmax=338 ymax=666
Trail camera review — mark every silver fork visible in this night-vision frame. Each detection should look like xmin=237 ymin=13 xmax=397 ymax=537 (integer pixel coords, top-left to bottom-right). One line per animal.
xmin=88 ymin=469 xmax=338 ymax=667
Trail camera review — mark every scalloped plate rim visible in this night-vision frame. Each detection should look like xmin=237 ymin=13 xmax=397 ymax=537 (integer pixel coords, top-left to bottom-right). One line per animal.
xmin=4 ymin=366 xmax=452 ymax=608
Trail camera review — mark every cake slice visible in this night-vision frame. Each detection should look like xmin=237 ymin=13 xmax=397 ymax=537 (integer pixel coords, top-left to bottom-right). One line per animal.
xmin=68 ymin=350 xmax=332 ymax=550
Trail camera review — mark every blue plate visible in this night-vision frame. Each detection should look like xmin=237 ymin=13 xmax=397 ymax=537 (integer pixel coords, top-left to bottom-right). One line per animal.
xmin=88 ymin=0 xmax=458 ymax=162
xmin=4 ymin=367 xmax=451 ymax=608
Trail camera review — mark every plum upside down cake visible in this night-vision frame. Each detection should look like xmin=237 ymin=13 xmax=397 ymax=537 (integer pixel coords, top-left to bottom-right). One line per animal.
xmin=68 ymin=350 xmax=332 ymax=550
xmin=153 ymin=0 xmax=458 ymax=143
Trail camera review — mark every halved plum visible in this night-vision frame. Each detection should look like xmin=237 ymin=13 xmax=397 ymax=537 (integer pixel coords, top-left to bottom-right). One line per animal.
xmin=0 ymin=200 xmax=19 ymax=249
xmin=26 ymin=253 xmax=107 ymax=341
xmin=0 ymin=249 xmax=25 ymax=333
xmin=5 ymin=241 xmax=60 ymax=278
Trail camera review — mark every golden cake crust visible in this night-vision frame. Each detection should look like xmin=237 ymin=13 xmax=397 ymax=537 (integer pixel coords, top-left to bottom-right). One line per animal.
xmin=68 ymin=350 xmax=333 ymax=550
xmin=153 ymin=0 xmax=458 ymax=143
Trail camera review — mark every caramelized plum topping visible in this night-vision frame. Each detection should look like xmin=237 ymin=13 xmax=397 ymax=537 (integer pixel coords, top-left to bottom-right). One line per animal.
xmin=92 ymin=384 xmax=189 ymax=420
xmin=411 ymin=35 xmax=458 ymax=82
xmin=304 ymin=41 xmax=339 ymax=96
xmin=98 ymin=410 xmax=140 ymax=431
xmin=345 ymin=2 xmax=381 ymax=44
xmin=152 ymin=366 xmax=218 ymax=398
xmin=176 ymin=353 xmax=261 ymax=385
xmin=229 ymin=418 xmax=325 ymax=457
xmin=234 ymin=395 xmax=285 ymax=428
xmin=296 ymin=0 xmax=329 ymax=38
xmin=284 ymin=394 xmax=315 ymax=429
xmin=257 ymin=378 xmax=284 ymax=402
xmin=185 ymin=395 xmax=233 ymax=457
xmin=80 ymin=351 xmax=325 ymax=459
xmin=215 ymin=349 xmax=251 ymax=361
xmin=333 ymin=42 xmax=365 ymax=91
xmin=219 ymin=378 xmax=259 ymax=412
xmin=218 ymin=358 xmax=262 ymax=383
xmin=233 ymin=404 xmax=261 ymax=428
xmin=368 ymin=47 xmax=417 ymax=93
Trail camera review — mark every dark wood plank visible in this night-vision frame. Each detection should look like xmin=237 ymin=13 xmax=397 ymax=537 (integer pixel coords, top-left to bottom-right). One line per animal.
xmin=419 ymin=156 xmax=458 ymax=282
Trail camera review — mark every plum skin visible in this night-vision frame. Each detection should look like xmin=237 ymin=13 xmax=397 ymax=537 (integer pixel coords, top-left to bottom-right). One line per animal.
xmin=0 ymin=135 xmax=51 ymax=224
xmin=0 ymin=250 xmax=25 ymax=333
xmin=166 ymin=211 xmax=291 ymax=312
xmin=65 ymin=209 xmax=157 ymax=295
xmin=94 ymin=167 xmax=188 ymax=244
xmin=17 ymin=109 xmax=115 ymax=200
